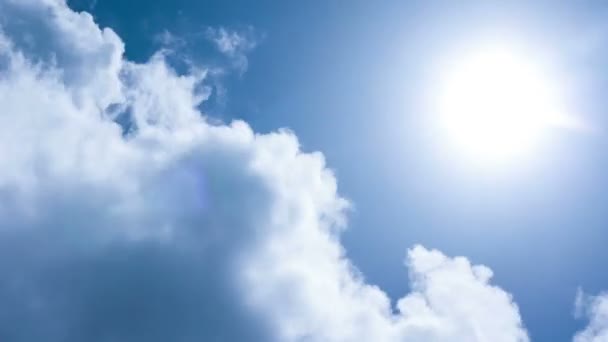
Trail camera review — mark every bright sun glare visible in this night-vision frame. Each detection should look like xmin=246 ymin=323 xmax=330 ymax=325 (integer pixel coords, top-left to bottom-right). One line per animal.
xmin=437 ymin=45 xmax=567 ymax=163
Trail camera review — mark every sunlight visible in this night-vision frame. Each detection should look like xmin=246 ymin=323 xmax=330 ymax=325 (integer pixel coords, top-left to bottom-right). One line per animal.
xmin=436 ymin=44 xmax=567 ymax=163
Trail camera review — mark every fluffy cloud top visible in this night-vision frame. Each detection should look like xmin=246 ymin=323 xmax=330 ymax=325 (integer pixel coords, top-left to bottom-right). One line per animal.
xmin=0 ymin=0 xmax=529 ymax=341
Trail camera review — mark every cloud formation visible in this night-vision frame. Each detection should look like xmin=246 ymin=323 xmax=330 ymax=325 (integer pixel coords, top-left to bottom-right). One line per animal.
xmin=0 ymin=0 xmax=529 ymax=341
xmin=574 ymin=290 xmax=608 ymax=342
xmin=206 ymin=26 xmax=258 ymax=73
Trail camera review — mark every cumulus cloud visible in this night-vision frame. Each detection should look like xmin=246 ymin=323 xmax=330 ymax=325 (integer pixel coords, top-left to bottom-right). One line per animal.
xmin=574 ymin=290 xmax=608 ymax=342
xmin=0 ymin=0 xmax=529 ymax=341
xmin=247 ymin=244 xmax=529 ymax=341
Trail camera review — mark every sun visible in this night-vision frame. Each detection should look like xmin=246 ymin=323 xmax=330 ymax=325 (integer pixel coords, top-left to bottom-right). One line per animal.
xmin=436 ymin=44 xmax=565 ymax=163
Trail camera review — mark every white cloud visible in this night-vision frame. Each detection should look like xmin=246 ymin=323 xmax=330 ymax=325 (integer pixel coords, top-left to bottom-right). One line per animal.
xmin=0 ymin=0 xmax=529 ymax=341
xmin=574 ymin=290 xmax=608 ymax=342
xmin=246 ymin=244 xmax=529 ymax=342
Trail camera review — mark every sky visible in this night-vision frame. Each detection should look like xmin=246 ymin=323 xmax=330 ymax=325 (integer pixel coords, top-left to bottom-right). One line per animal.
xmin=1 ymin=0 xmax=608 ymax=341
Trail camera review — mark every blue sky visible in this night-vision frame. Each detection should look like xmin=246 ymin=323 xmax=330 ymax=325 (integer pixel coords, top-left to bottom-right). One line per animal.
xmin=2 ymin=0 xmax=608 ymax=341
xmin=74 ymin=1 xmax=606 ymax=339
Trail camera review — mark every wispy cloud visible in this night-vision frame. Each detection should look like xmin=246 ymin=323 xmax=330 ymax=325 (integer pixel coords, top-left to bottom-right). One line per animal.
xmin=205 ymin=26 xmax=260 ymax=74
xmin=154 ymin=29 xmax=187 ymax=49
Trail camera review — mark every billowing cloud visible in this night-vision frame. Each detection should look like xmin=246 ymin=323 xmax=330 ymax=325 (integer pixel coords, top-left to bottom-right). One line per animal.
xmin=574 ymin=290 xmax=608 ymax=342
xmin=0 ymin=0 xmax=529 ymax=341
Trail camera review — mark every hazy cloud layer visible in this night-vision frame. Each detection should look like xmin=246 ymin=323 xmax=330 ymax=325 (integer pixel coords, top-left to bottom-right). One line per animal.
xmin=0 ymin=0 xmax=529 ymax=341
